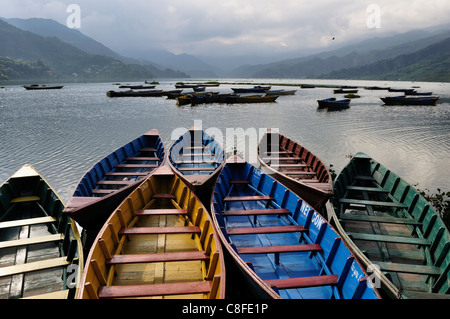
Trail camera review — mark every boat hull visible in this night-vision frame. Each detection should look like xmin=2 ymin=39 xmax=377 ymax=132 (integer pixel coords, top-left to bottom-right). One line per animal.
xmin=381 ymin=96 xmax=439 ymax=105
xmin=257 ymin=130 xmax=333 ymax=211
xmin=0 ymin=164 xmax=83 ymax=299
xmin=211 ymin=156 xmax=380 ymax=299
xmin=77 ymin=166 xmax=225 ymax=299
xmin=328 ymin=152 xmax=450 ymax=298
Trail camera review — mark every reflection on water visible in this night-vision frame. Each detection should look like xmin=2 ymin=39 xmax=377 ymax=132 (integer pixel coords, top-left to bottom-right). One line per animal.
xmin=0 ymin=79 xmax=449 ymax=202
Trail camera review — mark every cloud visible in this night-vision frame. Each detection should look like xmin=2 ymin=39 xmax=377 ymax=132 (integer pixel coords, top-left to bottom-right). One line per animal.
xmin=1 ymin=0 xmax=449 ymax=58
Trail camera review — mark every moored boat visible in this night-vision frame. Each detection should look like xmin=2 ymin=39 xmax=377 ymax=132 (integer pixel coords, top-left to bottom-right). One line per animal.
xmin=223 ymin=94 xmax=279 ymax=104
xmin=63 ymin=129 xmax=165 ymax=232
xmin=168 ymin=126 xmax=225 ymax=204
xmin=266 ymin=89 xmax=296 ymax=95
xmin=23 ymin=85 xmax=63 ymax=90
xmin=77 ymin=166 xmax=225 ymax=299
xmin=231 ymin=86 xmax=270 ymax=93
xmin=380 ymin=96 xmax=439 ymax=106
xmin=106 ymin=90 xmax=164 ymax=97
xmin=317 ymin=98 xmax=350 ymax=109
xmin=118 ymin=85 xmax=156 ymax=89
xmin=0 ymin=164 xmax=83 ymax=299
xmin=333 ymin=89 xmax=358 ymax=94
xmin=328 ymin=152 xmax=450 ymax=298
xmin=257 ymin=130 xmax=333 ymax=211
xmin=210 ymin=156 xmax=381 ymax=299
xmin=388 ymin=88 xmax=415 ymax=93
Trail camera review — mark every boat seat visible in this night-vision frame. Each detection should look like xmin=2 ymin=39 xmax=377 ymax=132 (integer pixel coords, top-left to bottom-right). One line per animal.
xmin=224 ymin=195 xmax=273 ymax=202
xmin=269 ymin=164 xmax=308 ymax=168
xmin=96 ymin=180 xmax=134 ymax=186
xmin=152 ymin=193 xmax=176 ymax=199
xmin=136 ymin=209 xmax=187 ymax=216
xmin=0 ymin=233 xmax=64 ymax=249
xmin=340 ymin=213 xmax=421 ymax=226
xmin=354 ymin=175 xmax=375 ymax=181
xmin=0 ymin=256 xmax=70 ymax=278
xmin=98 ymin=280 xmax=212 ymax=298
xmin=92 ymin=189 xmax=115 ymax=194
xmin=114 ymin=164 xmax=158 ymax=169
xmin=177 ymin=167 xmax=216 ymax=171
xmin=264 ymin=151 xmax=294 ymax=155
xmin=179 ymin=153 xmax=214 ymax=157
xmin=222 ymin=208 xmax=290 ymax=216
xmin=265 ymin=274 xmax=338 ymax=289
xmin=347 ymin=232 xmax=431 ymax=246
xmin=377 ymin=261 xmax=441 ymax=276
xmin=105 ymin=172 xmax=148 ymax=177
xmin=119 ymin=226 xmax=201 ymax=236
xmin=0 ymin=216 xmax=57 ymax=229
xmin=107 ymin=251 xmax=209 ymax=265
xmin=230 ymin=180 xmax=251 ymax=184
xmin=174 ymin=160 xmax=218 ymax=164
xmin=339 ymin=198 xmax=408 ymax=208
xmin=284 ymin=172 xmax=316 ymax=176
xmin=346 ymin=186 xmax=389 ymax=193
xmin=10 ymin=196 xmax=40 ymax=204
xmin=238 ymin=244 xmax=321 ymax=254
xmin=227 ymin=225 xmax=306 ymax=235
xmin=262 ymin=157 xmax=302 ymax=161
xmin=139 ymin=147 xmax=158 ymax=152
xmin=125 ymin=157 xmax=159 ymax=161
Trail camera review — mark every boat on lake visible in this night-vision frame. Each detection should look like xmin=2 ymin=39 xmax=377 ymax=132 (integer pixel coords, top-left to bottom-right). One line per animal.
xmin=333 ymin=89 xmax=358 ymax=94
xmin=0 ymin=164 xmax=83 ymax=299
xmin=106 ymin=90 xmax=164 ymax=97
xmin=168 ymin=126 xmax=225 ymax=204
xmin=231 ymin=86 xmax=270 ymax=93
xmin=118 ymin=85 xmax=156 ymax=89
xmin=380 ymin=96 xmax=439 ymax=106
xmin=210 ymin=156 xmax=381 ymax=299
xmin=404 ymin=91 xmax=433 ymax=96
xmin=223 ymin=94 xmax=279 ymax=104
xmin=328 ymin=152 xmax=450 ymax=299
xmin=257 ymin=130 xmax=333 ymax=211
xmin=317 ymin=98 xmax=350 ymax=110
xmin=23 ymin=85 xmax=63 ymax=90
xmin=266 ymin=89 xmax=297 ymax=95
xmin=77 ymin=166 xmax=225 ymax=299
xmin=364 ymin=86 xmax=390 ymax=90
xmin=64 ymin=129 xmax=165 ymax=232
xmin=388 ymin=88 xmax=415 ymax=93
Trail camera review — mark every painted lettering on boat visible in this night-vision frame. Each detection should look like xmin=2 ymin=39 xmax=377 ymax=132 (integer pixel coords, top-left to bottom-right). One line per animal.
xmin=350 ymin=263 xmax=363 ymax=281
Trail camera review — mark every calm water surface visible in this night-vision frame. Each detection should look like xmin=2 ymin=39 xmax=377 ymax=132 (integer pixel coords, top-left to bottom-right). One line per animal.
xmin=0 ymin=79 xmax=449 ymax=203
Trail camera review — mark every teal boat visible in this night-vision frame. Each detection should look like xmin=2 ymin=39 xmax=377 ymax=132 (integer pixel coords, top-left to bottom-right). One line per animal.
xmin=328 ymin=153 xmax=450 ymax=298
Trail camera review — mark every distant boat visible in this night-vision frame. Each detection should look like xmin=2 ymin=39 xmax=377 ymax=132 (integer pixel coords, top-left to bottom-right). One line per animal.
xmin=64 ymin=129 xmax=165 ymax=232
xmin=364 ymin=86 xmax=390 ymax=90
xmin=118 ymin=85 xmax=156 ymax=89
xmin=0 ymin=164 xmax=83 ymax=299
xmin=333 ymin=89 xmax=358 ymax=94
xmin=231 ymin=86 xmax=270 ymax=93
xmin=266 ymin=89 xmax=296 ymax=95
xmin=222 ymin=94 xmax=279 ymax=104
xmin=405 ymin=91 xmax=433 ymax=96
xmin=317 ymin=98 xmax=350 ymax=109
xmin=106 ymin=90 xmax=164 ymax=97
xmin=193 ymin=86 xmax=206 ymax=92
xmin=388 ymin=88 xmax=416 ymax=93
xmin=23 ymin=85 xmax=63 ymax=90
xmin=300 ymin=84 xmax=315 ymax=88
xmin=380 ymin=96 xmax=439 ymax=106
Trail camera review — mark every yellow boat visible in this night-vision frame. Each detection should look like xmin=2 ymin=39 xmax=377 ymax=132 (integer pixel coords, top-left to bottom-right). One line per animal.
xmin=77 ymin=166 xmax=225 ymax=299
xmin=0 ymin=164 xmax=83 ymax=299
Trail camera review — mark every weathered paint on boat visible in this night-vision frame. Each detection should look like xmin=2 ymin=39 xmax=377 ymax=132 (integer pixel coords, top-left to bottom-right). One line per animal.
xmin=64 ymin=129 xmax=165 ymax=231
xmin=258 ymin=130 xmax=333 ymax=211
xmin=328 ymin=152 xmax=450 ymax=299
xmin=77 ymin=166 xmax=225 ymax=299
xmin=0 ymin=164 xmax=83 ymax=299
xmin=211 ymin=156 xmax=381 ymax=299
xmin=168 ymin=126 xmax=225 ymax=204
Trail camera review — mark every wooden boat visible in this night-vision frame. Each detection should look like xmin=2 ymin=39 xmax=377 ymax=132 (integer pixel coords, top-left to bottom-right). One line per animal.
xmin=176 ymin=92 xmax=220 ymax=105
xmin=257 ymin=130 xmax=333 ymax=211
xmin=388 ymin=88 xmax=415 ymax=93
xmin=266 ymin=89 xmax=296 ymax=95
xmin=191 ymin=93 xmax=235 ymax=105
xmin=168 ymin=126 xmax=225 ymax=204
xmin=64 ymin=129 xmax=165 ymax=231
xmin=364 ymin=86 xmax=390 ymax=90
xmin=317 ymin=98 xmax=350 ymax=109
xmin=0 ymin=164 xmax=83 ymax=299
xmin=77 ymin=166 xmax=225 ymax=299
xmin=106 ymin=90 xmax=164 ymax=97
xmin=210 ymin=156 xmax=380 ymax=299
xmin=118 ymin=85 xmax=156 ymax=89
xmin=380 ymin=96 xmax=439 ymax=106
xmin=404 ymin=91 xmax=433 ymax=96
xmin=23 ymin=85 xmax=63 ymax=90
xmin=301 ymin=84 xmax=315 ymax=88
xmin=328 ymin=152 xmax=450 ymax=299
xmin=333 ymin=89 xmax=358 ymax=94
xmin=223 ymin=94 xmax=279 ymax=104
xmin=231 ymin=86 xmax=270 ymax=93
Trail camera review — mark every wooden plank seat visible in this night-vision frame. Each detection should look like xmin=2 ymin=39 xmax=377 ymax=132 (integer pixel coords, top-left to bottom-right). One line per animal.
xmin=177 ymin=167 xmax=216 ymax=171
xmin=125 ymin=157 xmax=159 ymax=161
xmin=92 ymin=189 xmax=115 ymax=195
xmin=262 ymin=157 xmax=303 ymax=161
xmin=152 ymin=193 xmax=176 ymax=199
xmin=346 ymin=186 xmax=390 ymax=193
xmin=114 ymin=164 xmax=158 ymax=169
xmin=238 ymin=244 xmax=322 ymax=254
xmin=174 ymin=160 xmax=218 ymax=164
xmin=119 ymin=226 xmax=201 ymax=236
xmin=136 ymin=209 xmax=187 ymax=216
xmin=376 ymin=261 xmax=442 ymax=276
xmin=265 ymin=274 xmax=339 ymax=289
xmin=230 ymin=180 xmax=251 ymax=184
xmin=139 ymin=147 xmax=157 ymax=152
xmin=105 ymin=172 xmax=149 ymax=177
xmin=224 ymin=195 xmax=273 ymax=202
xmin=339 ymin=198 xmax=408 ymax=208
xmin=0 ymin=233 xmax=64 ymax=249
xmin=284 ymin=172 xmax=316 ymax=176
xmin=227 ymin=225 xmax=306 ymax=235
xmin=98 ymin=280 xmax=212 ymax=299
xmin=0 ymin=256 xmax=71 ymax=278
xmin=264 ymin=151 xmax=294 ymax=155
xmin=354 ymin=175 xmax=375 ymax=181
xmin=269 ymin=164 xmax=308 ymax=168
xmin=347 ymin=232 xmax=431 ymax=246
xmin=222 ymin=208 xmax=289 ymax=217
xmin=179 ymin=153 xmax=214 ymax=157
xmin=183 ymin=146 xmax=208 ymax=150
xmin=340 ymin=213 xmax=422 ymax=226
xmin=96 ymin=180 xmax=134 ymax=186
xmin=0 ymin=216 xmax=57 ymax=230
xmin=107 ymin=251 xmax=210 ymax=265
xmin=10 ymin=196 xmax=40 ymax=204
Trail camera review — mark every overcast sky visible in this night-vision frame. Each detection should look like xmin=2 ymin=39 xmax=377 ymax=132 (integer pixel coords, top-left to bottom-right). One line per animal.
xmin=2 ymin=0 xmax=450 ymax=58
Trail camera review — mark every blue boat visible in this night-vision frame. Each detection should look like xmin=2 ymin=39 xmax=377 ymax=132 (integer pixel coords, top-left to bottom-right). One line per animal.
xmin=211 ymin=156 xmax=381 ymax=299
xmin=64 ymin=129 xmax=165 ymax=231
xmin=168 ymin=126 xmax=225 ymax=203
xmin=317 ymin=98 xmax=350 ymax=110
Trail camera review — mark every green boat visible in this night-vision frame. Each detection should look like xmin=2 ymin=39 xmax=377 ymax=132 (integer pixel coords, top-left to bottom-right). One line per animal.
xmin=327 ymin=153 xmax=450 ymax=299
xmin=0 ymin=164 xmax=83 ymax=299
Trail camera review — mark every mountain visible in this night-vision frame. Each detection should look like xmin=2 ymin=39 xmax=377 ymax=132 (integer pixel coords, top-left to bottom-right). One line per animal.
xmin=319 ymin=37 xmax=450 ymax=82
xmin=229 ymin=29 xmax=450 ymax=79
xmin=0 ymin=18 xmax=187 ymax=82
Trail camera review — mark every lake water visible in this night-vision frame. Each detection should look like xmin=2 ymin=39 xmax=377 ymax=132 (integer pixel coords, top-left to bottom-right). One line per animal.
xmin=0 ymin=78 xmax=449 ymax=204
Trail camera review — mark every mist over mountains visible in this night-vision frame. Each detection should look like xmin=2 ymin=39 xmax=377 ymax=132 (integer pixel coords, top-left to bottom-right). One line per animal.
xmin=1 ymin=17 xmax=449 ymax=83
